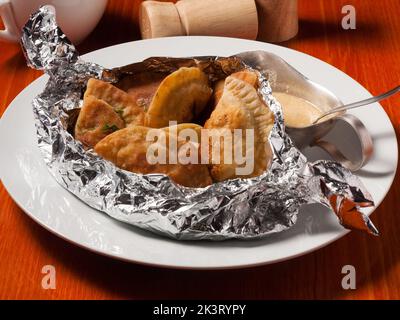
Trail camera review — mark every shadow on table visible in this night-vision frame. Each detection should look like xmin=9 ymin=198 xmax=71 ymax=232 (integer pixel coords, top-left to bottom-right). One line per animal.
xmin=283 ymin=19 xmax=384 ymax=47
xmin=22 ymin=164 xmax=400 ymax=299
xmin=77 ymin=12 xmax=141 ymax=54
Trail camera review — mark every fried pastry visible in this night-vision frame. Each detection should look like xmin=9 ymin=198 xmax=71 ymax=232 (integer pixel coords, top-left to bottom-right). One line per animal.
xmin=162 ymin=123 xmax=203 ymax=141
xmin=204 ymin=76 xmax=274 ymax=181
xmin=145 ymin=67 xmax=212 ymax=128
xmin=94 ymin=125 xmax=212 ymax=188
xmin=212 ymin=70 xmax=259 ymax=107
xmin=75 ymin=95 xmax=125 ymax=148
xmin=84 ymin=78 xmax=145 ymax=126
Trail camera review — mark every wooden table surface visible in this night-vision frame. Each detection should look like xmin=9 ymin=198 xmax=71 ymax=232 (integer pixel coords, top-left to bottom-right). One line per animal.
xmin=1 ymin=0 xmax=399 ymax=300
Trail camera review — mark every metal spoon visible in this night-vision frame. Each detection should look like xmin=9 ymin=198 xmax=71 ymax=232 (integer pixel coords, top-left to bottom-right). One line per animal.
xmin=313 ymin=85 xmax=400 ymax=124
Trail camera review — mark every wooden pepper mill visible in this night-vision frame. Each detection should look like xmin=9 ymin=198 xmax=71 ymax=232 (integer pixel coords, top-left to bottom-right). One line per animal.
xmin=139 ymin=0 xmax=298 ymax=43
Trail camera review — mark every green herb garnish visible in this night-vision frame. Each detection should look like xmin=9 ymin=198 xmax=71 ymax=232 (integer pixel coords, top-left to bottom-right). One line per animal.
xmin=102 ymin=123 xmax=119 ymax=133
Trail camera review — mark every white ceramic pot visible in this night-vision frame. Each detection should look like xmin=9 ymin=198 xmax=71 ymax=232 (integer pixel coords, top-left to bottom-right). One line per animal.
xmin=0 ymin=0 xmax=108 ymax=44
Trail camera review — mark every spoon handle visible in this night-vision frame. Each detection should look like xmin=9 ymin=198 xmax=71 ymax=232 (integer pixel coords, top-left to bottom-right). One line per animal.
xmin=314 ymin=85 xmax=400 ymax=123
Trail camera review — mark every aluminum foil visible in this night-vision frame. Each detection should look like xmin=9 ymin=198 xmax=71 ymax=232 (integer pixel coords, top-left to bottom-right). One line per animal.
xmin=20 ymin=6 xmax=378 ymax=240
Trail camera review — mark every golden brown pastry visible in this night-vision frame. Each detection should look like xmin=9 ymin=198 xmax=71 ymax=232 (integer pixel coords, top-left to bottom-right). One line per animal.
xmin=204 ymin=75 xmax=274 ymax=181
xmin=212 ymin=70 xmax=259 ymax=107
xmin=144 ymin=67 xmax=212 ymax=128
xmin=94 ymin=125 xmax=212 ymax=188
xmin=75 ymin=95 xmax=125 ymax=148
xmin=162 ymin=123 xmax=203 ymax=144
xmin=84 ymin=78 xmax=145 ymax=126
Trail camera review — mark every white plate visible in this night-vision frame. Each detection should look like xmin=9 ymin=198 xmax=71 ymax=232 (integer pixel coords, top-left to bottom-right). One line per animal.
xmin=0 ymin=37 xmax=397 ymax=269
